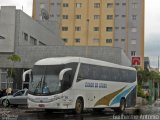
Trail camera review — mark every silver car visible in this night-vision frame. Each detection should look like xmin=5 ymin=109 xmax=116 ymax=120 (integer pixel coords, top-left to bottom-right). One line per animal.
xmin=0 ymin=89 xmax=28 ymax=107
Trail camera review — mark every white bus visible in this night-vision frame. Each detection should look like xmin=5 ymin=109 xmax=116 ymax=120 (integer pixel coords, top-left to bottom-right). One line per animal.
xmin=23 ymin=57 xmax=137 ymax=114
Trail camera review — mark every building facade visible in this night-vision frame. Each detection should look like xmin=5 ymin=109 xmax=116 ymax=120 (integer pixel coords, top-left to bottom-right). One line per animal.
xmin=32 ymin=0 xmax=145 ymax=68
xmin=0 ymin=6 xmax=64 ymax=89
xmin=0 ymin=6 xmax=131 ymax=90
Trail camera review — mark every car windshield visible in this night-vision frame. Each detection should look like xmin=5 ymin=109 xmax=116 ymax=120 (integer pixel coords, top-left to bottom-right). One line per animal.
xmin=29 ymin=65 xmax=64 ymax=95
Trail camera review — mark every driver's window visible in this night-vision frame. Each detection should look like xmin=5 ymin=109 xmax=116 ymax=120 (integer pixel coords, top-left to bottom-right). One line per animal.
xmin=14 ymin=91 xmax=24 ymax=96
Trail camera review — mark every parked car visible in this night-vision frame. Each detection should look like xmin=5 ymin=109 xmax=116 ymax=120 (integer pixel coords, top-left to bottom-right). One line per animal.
xmin=0 ymin=89 xmax=28 ymax=107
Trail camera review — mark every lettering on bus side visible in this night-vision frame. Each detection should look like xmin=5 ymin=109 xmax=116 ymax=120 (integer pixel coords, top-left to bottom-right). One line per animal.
xmin=85 ymin=82 xmax=107 ymax=88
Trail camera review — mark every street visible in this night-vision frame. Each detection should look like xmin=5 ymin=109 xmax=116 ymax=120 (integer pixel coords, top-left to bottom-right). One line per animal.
xmin=1 ymin=100 xmax=160 ymax=120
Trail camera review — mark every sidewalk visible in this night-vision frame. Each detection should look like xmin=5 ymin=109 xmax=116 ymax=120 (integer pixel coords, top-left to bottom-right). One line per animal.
xmin=136 ymin=97 xmax=148 ymax=106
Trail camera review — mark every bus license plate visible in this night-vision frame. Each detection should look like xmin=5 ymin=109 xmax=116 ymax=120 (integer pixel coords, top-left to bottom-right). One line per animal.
xmin=39 ymin=104 xmax=45 ymax=107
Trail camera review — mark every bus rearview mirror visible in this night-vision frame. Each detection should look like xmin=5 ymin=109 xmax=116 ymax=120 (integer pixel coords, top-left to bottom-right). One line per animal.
xmin=23 ymin=69 xmax=32 ymax=82
xmin=59 ymin=68 xmax=72 ymax=81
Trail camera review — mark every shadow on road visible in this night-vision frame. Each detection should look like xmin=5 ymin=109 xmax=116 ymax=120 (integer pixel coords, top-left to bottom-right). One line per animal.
xmin=18 ymin=110 xmax=115 ymax=120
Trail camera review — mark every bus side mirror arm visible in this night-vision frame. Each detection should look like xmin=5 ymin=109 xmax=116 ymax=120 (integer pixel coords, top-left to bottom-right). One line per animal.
xmin=59 ymin=68 xmax=72 ymax=81
xmin=23 ymin=69 xmax=32 ymax=82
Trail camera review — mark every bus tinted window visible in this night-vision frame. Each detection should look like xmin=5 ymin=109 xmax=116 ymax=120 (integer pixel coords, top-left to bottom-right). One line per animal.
xmin=77 ymin=63 xmax=136 ymax=83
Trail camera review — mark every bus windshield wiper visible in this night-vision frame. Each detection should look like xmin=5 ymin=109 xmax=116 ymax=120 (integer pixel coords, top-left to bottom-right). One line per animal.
xmin=33 ymin=75 xmax=44 ymax=94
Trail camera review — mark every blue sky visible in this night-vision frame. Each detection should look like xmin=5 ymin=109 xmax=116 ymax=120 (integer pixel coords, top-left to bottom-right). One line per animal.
xmin=0 ymin=0 xmax=160 ymax=68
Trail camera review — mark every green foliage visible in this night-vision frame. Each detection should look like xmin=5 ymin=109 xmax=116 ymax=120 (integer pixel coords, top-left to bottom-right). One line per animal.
xmin=7 ymin=54 xmax=21 ymax=79
xmin=137 ymin=85 xmax=145 ymax=98
xmin=8 ymin=54 xmax=21 ymax=62
xmin=137 ymin=69 xmax=160 ymax=85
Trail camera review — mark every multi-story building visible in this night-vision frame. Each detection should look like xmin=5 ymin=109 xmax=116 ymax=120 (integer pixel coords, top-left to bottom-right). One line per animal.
xmin=32 ymin=0 xmax=144 ymax=68
xmin=0 ymin=6 xmax=131 ymax=90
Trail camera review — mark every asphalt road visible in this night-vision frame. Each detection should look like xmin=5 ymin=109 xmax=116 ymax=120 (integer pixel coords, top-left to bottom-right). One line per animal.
xmin=1 ymin=100 xmax=160 ymax=120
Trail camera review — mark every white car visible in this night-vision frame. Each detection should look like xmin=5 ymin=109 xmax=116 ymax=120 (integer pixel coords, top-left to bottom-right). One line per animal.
xmin=0 ymin=89 xmax=28 ymax=107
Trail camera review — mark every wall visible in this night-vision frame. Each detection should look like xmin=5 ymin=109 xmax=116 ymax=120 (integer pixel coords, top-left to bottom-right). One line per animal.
xmin=17 ymin=10 xmax=64 ymax=46
xmin=0 ymin=46 xmax=131 ymax=68
xmin=0 ymin=6 xmax=16 ymax=53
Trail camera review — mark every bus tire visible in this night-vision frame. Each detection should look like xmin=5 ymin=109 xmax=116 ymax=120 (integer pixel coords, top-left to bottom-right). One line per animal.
xmin=75 ymin=98 xmax=83 ymax=114
xmin=119 ymin=98 xmax=126 ymax=112
xmin=114 ymin=98 xmax=126 ymax=113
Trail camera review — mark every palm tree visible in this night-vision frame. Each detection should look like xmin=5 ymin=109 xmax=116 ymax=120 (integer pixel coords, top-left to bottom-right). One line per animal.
xmin=7 ymin=54 xmax=21 ymax=89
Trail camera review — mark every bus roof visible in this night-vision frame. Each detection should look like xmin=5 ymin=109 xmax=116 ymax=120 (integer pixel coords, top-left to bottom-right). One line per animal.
xmin=35 ymin=57 xmax=136 ymax=71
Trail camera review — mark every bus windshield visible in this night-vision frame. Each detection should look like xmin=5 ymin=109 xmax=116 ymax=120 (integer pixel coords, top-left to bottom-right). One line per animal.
xmin=29 ymin=65 xmax=65 ymax=95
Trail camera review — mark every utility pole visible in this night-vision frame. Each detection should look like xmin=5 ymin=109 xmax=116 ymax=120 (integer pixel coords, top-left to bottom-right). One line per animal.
xmin=158 ymin=56 xmax=159 ymax=72
xmin=86 ymin=19 xmax=89 ymax=57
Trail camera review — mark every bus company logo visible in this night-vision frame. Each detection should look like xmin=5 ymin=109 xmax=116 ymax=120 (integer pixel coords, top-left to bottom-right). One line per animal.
xmin=85 ymin=82 xmax=107 ymax=88
xmin=132 ymin=56 xmax=141 ymax=66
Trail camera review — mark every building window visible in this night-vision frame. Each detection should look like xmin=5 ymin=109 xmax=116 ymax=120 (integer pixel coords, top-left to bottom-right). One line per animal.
xmin=121 ymin=39 xmax=125 ymax=42
xmin=107 ymin=3 xmax=113 ymax=8
xmin=39 ymin=41 xmax=46 ymax=46
xmin=131 ymin=27 xmax=137 ymax=32
xmin=62 ymin=27 xmax=68 ymax=31
xmin=115 ymin=3 xmax=119 ymax=6
xmin=94 ymin=27 xmax=99 ymax=31
xmin=106 ymin=39 xmax=112 ymax=43
xmin=115 ymin=27 xmax=119 ymax=30
xmin=57 ymin=3 xmax=61 ymax=6
xmin=0 ymin=70 xmax=11 ymax=89
xmin=23 ymin=32 xmax=28 ymax=41
xmin=76 ymin=3 xmax=82 ymax=8
xmin=122 ymin=3 xmax=126 ymax=6
xmin=121 ymin=27 xmax=126 ymax=30
xmin=115 ymin=15 xmax=119 ymax=17
xmin=115 ymin=39 xmax=118 ymax=41
xmin=131 ymin=39 xmax=136 ymax=44
xmin=30 ymin=36 xmax=37 ymax=45
xmin=50 ymin=3 xmax=54 ymax=6
xmin=106 ymin=27 xmax=113 ymax=32
xmin=0 ymin=35 xmax=5 ymax=39
xmin=94 ymin=3 xmax=100 ymax=8
xmin=107 ymin=15 xmax=113 ymax=20
xmin=93 ymin=38 xmax=100 ymax=43
xmin=75 ymin=38 xmax=80 ymax=43
xmin=94 ymin=15 xmax=100 ymax=20
xmin=62 ymin=15 xmax=68 ymax=19
xmin=63 ymin=3 xmax=69 ymax=7
xmin=75 ymin=15 xmax=81 ymax=19
xmin=122 ymin=15 xmax=126 ymax=18
xmin=62 ymin=38 xmax=68 ymax=43
xmin=50 ymin=14 xmax=54 ymax=17
xmin=75 ymin=27 xmax=81 ymax=31
xmin=131 ymin=51 xmax=136 ymax=56
xmin=132 ymin=3 xmax=137 ymax=8
xmin=132 ymin=15 xmax=137 ymax=20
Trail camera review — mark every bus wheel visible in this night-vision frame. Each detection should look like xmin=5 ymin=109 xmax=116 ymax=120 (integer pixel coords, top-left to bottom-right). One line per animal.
xmin=119 ymin=99 xmax=126 ymax=112
xmin=75 ymin=98 xmax=83 ymax=114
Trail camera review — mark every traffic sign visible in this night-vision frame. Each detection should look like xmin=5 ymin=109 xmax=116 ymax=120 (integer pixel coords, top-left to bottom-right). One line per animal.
xmin=132 ymin=56 xmax=141 ymax=66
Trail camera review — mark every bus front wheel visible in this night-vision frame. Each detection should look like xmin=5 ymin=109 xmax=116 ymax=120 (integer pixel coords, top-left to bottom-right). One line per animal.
xmin=75 ymin=98 xmax=83 ymax=114
xmin=114 ymin=99 xmax=126 ymax=113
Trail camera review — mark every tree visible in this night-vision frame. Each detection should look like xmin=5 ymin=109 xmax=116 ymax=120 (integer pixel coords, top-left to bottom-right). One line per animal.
xmin=7 ymin=54 xmax=21 ymax=88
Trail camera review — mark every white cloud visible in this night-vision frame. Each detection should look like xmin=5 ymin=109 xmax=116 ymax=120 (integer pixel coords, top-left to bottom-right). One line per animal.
xmin=0 ymin=0 xmax=32 ymax=16
xmin=0 ymin=0 xmax=160 ymax=68
xmin=145 ymin=0 xmax=160 ymax=37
